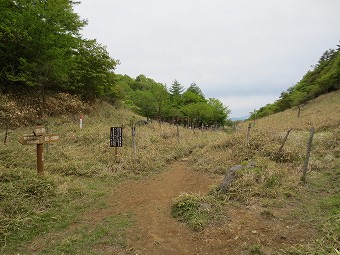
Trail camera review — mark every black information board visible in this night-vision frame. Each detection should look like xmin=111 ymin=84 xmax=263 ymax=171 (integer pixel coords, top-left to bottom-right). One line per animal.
xmin=110 ymin=127 xmax=122 ymax=147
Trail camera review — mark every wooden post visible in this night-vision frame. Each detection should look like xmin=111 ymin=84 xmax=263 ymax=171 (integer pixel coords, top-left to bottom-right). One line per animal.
xmin=45 ymin=125 xmax=49 ymax=155
xmin=19 ymin=126 xmax=59 ymax=175
xmin=176 ymin=122 xmax=179 ymax=141
xmin=277 ymin=128 xmax=293 ymax=156
xmin=132 ymin=124 xmax=136 ymax=161
xmin=246 ymin=123 xmax=251 ymax=146
xmin=115 ymin=147 xmax=118 ymax=158
xmin=80 ymin=114 xmax=83 ymax=129
xmin=37 ymin=143 xmax=44 ymax=175
xmin=297 ymin=105 xmax=301 ymax=118
xmin=233 ymin=122 xmax=237 ymax=131
xmin=4 ymin=122 xmax=9 ymax=144
xmin=301 ymin=127 xmax=314 ymax=183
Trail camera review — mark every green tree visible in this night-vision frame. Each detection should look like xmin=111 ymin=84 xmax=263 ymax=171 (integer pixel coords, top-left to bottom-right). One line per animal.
xmin=186 ymin=83 xmax=205 ymax=99
xmin=69 ymin=39 xmax=117 ymax=100
xmin=207 ymin=98 xmax=230 ymax=127
xmin=151 ymin=83 xmax=169 ymax=121
xmin=169 ymin=80 xmax=184 ymax=97
xmin=182 ymin=91 xmax=205 ymax=105
xmin=182 ymin=83 xmax=206 ymax=105
xmin=0 ymin=0 xmax=119 ymax=107
xmin=169 ymin=80 xmax=184 ymax=104
xmin=130 ymin=90 xmax=157 ymax=120
xmin=249 ymin=109 xmax=258 ymax=120
xmin=181 ymin=102 xmax=211 ymax=128
xmin=0 ymin=0 xmax=86 ymax=93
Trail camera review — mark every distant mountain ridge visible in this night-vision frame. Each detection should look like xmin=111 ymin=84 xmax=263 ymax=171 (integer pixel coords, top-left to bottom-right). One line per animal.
xmin=230 ymin=116 xmax=248 ymax=121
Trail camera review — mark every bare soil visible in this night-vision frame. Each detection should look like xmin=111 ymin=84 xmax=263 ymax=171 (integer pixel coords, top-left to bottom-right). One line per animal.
xmin=90 ymin=159 xmax=318 ymax=255
xmin=26 ymin=159 xmax=318 ymax=255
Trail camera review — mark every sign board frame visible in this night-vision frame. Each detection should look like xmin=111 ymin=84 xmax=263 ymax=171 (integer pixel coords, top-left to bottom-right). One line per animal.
xmin=18 ymin=134 xmax=44 ymax=145
xmin=110 ymin=127 xmax=123 ymax=147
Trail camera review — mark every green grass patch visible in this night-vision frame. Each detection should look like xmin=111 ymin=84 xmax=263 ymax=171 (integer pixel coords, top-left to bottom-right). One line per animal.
xmin=171 ymin=193 xmax=224 ymax=231
xmin=36 ymin=213 xmax=133 ymax=255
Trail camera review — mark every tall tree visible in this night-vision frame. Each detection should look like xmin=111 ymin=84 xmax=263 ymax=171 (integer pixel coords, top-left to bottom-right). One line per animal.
xmin=168 ymin=80 xmax=184 ymax=120
xmin=0 ymin=0 xmax=86 ymax=93
xmin=130 ymin=90 xmax=157 ymax=120
xmin=151 ymin=83 xmax=169 ymax=121
xmin=186 ymin=83 xmax=205 ymax=99
xmin=69 ymin=39 xmax=116 ymax=100
xmin=208 ymin=98 xmax=230 ymax=127
xmin=169 ymin=80 xmax=184 ymax=97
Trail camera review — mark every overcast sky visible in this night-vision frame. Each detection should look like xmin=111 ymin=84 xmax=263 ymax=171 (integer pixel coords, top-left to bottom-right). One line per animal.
xmin=74 ymin=0 xmax=340 ymax=118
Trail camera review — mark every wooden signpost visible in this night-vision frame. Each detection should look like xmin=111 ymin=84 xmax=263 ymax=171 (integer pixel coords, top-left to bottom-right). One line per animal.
xmin=18 ymin=126 xmax=59 ymax=175
xmin=110 ymin=127 xmax=123 ymax=158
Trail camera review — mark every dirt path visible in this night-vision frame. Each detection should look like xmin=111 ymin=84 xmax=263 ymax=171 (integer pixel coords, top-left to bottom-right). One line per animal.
xmin=87 ymin=159 xmax=317 ymax=255
xmin=94 ymin=159 xmax=219 ymax=254
xmin=25 ymin=159 xmax=318 ymax=254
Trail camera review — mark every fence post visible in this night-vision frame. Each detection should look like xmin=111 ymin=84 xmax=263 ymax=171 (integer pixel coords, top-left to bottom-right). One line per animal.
xmin=45 ymin=125 xmax=50 ymax=156
xmin=277 ymin=128 xmax=293 ymax=156
xmin=301 ymin=127 xmax=314 ymax=183
xmin=3 ymin=114 xmax=10 ymax=144
xmin=297 ymin=105 xmax=301 ymax=118
xmin=131 ymin=121 xmax=136 ymax=161
xmin=4 ymin=122 xmax=9 ymax=144
xmin=246 ymin=123 xmax=251 ymax=146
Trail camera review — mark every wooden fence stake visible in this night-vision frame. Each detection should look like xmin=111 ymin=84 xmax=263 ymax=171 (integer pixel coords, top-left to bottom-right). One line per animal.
xmin=37 ymin=143 xmax=44 ymax=175
xmin=301 ymin=127 xmax=315 ymax=183
xmin=4 ymin=122 xmax=9 ymax=144
xmin=131 ymin=122 xmax=136 ymax=161
xmin=246 ymin=123 xmax=251 ymax=146
xmin=277 ymin=128 xmax=293 ymax=156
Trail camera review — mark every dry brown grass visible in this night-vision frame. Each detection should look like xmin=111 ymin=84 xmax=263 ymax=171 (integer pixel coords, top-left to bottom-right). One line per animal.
xmin=185 ymin=90 xmax=340 ymax=254
xmin=190 ymin=91 xmax=340 ymax=199
xmin=0 ymin=93 xmax=93 ymax=129
xmin=242 ymin=90 xmax=340 ymax=132
xmin=1 ymin=100 xmax=228 ymax=178
xmin=1 ymin=91 xmax=339 ymax=254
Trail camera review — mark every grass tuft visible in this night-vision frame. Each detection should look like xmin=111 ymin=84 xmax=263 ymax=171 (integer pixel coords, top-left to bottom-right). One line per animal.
xmin=171 ymin=193 xmax=224 ymax=231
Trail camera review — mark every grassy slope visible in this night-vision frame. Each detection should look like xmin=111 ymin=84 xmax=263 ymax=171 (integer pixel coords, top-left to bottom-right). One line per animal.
xmin=184 ymin=90 xmax=339 ymax=254
xmin=0 ymin=101 xmax=227 ymax=254
xmin=1 ymin=90 xmax=339 ymax=254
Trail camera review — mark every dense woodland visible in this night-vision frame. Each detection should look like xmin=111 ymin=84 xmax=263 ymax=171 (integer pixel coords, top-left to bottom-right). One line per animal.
xmin=0 ymin=0 xmax=229 ymax=128
xmin=249 ymin=44 xmax=340 ymax=119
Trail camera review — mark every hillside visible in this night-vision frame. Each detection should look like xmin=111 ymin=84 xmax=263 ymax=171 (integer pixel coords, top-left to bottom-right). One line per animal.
xmin=250 ymin=45 xmax=340 ymax=119
xmin=0 ymin=91 xmax=339 ymax=254
xmin=247 ymin=89 xmax=340 ymax=131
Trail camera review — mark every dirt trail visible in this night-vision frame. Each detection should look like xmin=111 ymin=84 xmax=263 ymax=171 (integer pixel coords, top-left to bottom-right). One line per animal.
xmin=88 ymin=159 xmax=317 ymax=255
xmin=24 ymin=159 xmax=318 ymax=254
xmin=99 ymin=159 xmax=219 ymax=254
